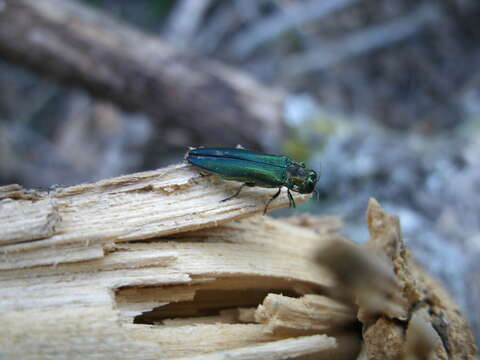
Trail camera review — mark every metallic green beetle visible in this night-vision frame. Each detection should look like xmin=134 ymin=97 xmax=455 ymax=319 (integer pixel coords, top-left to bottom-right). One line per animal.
xmin=185 ymin=147 xmax=318 ymax=214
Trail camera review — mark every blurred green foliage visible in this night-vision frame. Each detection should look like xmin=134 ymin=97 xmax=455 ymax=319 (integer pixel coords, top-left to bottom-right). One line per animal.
xmin=283 ymin=113 xmax=349 ymax=163
xmin=148 ymin=0 xmax=174 ymax=19
xmin=283 ymin=135 xmax=311 ymax=163
xmin=79 ymin=0 xmax=174 ymax=22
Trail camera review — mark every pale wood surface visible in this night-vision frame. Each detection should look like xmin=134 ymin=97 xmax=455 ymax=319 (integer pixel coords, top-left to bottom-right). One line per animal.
xmin=0 ymin=163 xmax=310 ymax=269
xmin=1 ymin=164 xmax=345 ymax=359
xmin=255 ymin=293 xmax=356 ymax=335
xmin=0 ymin=198 xmax=59 ymax=245
xmin=174 ymin=335 xmax=337 ymax=360
xmin=0 ymin=168 xmax=475 ymax=359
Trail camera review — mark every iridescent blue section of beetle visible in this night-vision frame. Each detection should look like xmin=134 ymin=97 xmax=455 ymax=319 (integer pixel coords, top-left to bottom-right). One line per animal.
xmin=185 ymin=147 xmax=318 ymax=213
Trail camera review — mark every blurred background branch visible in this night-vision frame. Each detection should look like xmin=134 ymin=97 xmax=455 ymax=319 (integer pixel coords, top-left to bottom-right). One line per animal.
xmin=163 ymin=0 xmax=212 ymax=48
xmin=227 ymin=0 xmax=365 ymax=58
xmin=0 ymin=0 xmax=285 ymax=151
xmin=283 ymin=3 xmax=438 ymax=77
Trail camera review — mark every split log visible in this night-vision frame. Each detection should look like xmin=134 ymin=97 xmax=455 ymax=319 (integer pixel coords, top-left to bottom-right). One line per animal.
xmin=0 ymin=163 xmax=311 ymax=269
xmin=0 ymin=0 xmax=285 ymax=148
xmin=0 ymin=163 xmax=476 ymax=359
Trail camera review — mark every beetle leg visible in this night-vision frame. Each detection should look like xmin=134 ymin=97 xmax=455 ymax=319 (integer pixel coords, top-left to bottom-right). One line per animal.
xmin=287 ymin=189 xmax=296 ymax=208
xmin=263 ymin=187 xmax=282 ymax=215
xmin=221 ymin=182 xmax=255 ymax=202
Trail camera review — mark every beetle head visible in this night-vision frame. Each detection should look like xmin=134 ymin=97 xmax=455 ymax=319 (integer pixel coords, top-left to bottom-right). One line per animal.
xmin=286 ymin=166 xmax=318 ymax=194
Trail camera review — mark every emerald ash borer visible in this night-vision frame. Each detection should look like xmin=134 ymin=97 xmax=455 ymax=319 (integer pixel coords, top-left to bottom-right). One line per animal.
xmin=185 ymin=147 xmax=318 ymax=214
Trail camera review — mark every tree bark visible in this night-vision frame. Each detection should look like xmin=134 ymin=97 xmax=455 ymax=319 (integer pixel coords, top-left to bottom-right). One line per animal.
xmin=0 ymin=0 xmax=285 ymax=149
